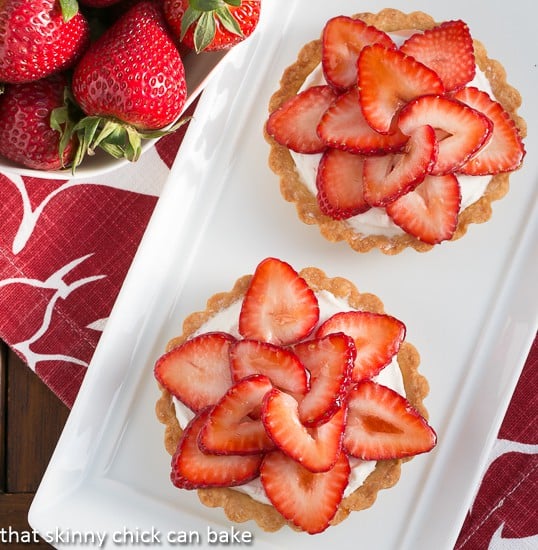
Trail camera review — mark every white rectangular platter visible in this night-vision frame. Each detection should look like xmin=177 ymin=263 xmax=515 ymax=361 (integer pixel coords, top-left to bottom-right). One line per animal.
xmin=29 ymin=1 xmax=538 ymax=549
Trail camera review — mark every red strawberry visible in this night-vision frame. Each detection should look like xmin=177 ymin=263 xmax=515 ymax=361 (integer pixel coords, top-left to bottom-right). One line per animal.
xmin=343 ymin=380 xmax=437 ymax=460
xmin=198 ymin=374 xmax=275 ymax=455
xmin=260 ymin=450 xmax=350 ymax=534
xmin=317 ymin=311 xmax=406 ymax=383
xmin=398 ymin=94 xmax=492 ymax=175
xmin=154 ymin=331 xmax=235 ymax=412
xmin=229 ymin=339 xmax=309 ymax=397
xmin=292 ymin=333 xmax=355 ymax=427
xmin=454 ymin=87 xmax=526 ymax=175
xmin=321 ymin=15 xmax=395 ymax=91
xmin=316 ymin=148 xmax=371 ymax=220
xmin=400 ymin=20 xmax=475 ymax=92
xmin=357 ymin=44 xmax=444 ymax=134
xmin=362 ymin=124 xmax=438 ymax=206
xmin=79 ymin=0 xmax=122 ymax=6
xmin=0 ymin=0 xmax=90 ymax=84
xmin=386 ymin=173 xmax=461 ymax=244
xmin=266 ymin=85 xmax=338 ymax=154
xmin=0 ymin=74 xmax=76 ymax=170
xmin=317 ymin=87 xmax=408 ymax=154
xmin=164 ymin=0 xmax=261 ymax=53
xmin=261 ymin=388 xmax=345 ymax=473
xmin=171 ymin=408 xmax=262 ymax=489
xmin=69 ymin=1 xmax=187 ymax=169
xmin=239 ymin=257 xmax=319 ymax=346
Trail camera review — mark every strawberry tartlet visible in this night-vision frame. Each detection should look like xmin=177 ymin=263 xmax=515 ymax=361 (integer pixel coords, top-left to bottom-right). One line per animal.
xmin=154 ymin=257 xmax=436 ymax=534
xmin=265 ymin=9 xmax=526 ymax=254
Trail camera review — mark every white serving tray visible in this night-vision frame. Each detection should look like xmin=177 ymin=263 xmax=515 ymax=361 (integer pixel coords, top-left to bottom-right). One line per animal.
xmin=29 ymin=1 xmax=538 ymax=548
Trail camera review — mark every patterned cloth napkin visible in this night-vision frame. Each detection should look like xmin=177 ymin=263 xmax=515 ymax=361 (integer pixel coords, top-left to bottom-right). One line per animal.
xmin=0 ymin=120 xmax=535 ymax=548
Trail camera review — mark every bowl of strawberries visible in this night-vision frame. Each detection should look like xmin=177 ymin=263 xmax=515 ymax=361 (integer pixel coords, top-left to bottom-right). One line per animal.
xmin=0 ymin=0 xmax=261 ymax=179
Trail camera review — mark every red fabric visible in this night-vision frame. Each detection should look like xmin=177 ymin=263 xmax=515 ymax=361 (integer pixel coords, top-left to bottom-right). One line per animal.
xmin=0 ymin=99 xmax=196 ymax=407
xmin=0 ymin=120 xmax=535 ymax=547
xmin=455 ymin=336 xmax=538 ymax=549
xmin=0 ymin=176 xmax=157 ymax=404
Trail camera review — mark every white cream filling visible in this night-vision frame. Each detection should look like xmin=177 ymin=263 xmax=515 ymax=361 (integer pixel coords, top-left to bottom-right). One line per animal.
xmin=173 ymin=290 xmax=406 ymax=505
xmin=290 ymin=38 xmax=494 ymax=237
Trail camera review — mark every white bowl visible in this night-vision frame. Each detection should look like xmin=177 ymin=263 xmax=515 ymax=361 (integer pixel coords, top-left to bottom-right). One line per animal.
xmin=0 ymin=49 xmax=229 ymax=180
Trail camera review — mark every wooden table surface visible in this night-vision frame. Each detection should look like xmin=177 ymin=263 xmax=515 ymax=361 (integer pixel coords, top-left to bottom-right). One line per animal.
xmin=0 ymin=341 xmax=69 ymax=548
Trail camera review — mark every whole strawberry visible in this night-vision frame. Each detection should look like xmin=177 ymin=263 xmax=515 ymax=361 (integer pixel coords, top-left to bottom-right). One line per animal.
xmin=0 ymin=74 xmax=76 ymax=170
xmin=164 ymin=0 xmax=261 ymax=53
xmin=0 ymin=0 xmax=90 ymax=84
xmin=69 ymin=1 xmax=187 ymax=169
xmin=78 ymin=0 xmax=122 ymax=6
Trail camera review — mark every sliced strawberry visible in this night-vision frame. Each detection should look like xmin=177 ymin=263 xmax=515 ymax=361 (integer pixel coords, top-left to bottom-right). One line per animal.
xmin=357 ymin=44 xmax=444 ymax=134
xmin=322 ymin=15 xmax=395 ymax=91
xmin=265 ymin=85 xmax=339 ymax=153
xmin=398 ymin=94 xmax=492 ymax=175
xmin=239 ymin=257 xmax=319 ymax=346
xmin=154 ymin=332 xmax=235 ymax=412
xmin=316 ymin=148 xmax=370 ymax=220
xmin=229 ymin=339 xmax=309 ymax=399
xmin=363 ymin=124 xmax=438 ymax=206
xmin=317 ymin=87 xmax=408 ymax=154
xmin=454 ymin=87 xmax=526 ymax=175
xmin=198 ymin=374 xmax=275 ymax=455
xmin=170 ymin=408 xmax=263 ymax=489
xmin=400 ymin=20 xmax=475 ymax=92
xmin=292 ymin=333 xmax=355 ymax=427
xmin=386 ymin=173 xmax=461 ymax=244
xmin=317 ymin=311 xmax=406 ymax=382
xmin=262 ymin=388 xmax=345 ymax=472
xmin=260 ymin=450 xmax=350 ymax=534
xmin=344 ymin=380 xmax=437 ymax=460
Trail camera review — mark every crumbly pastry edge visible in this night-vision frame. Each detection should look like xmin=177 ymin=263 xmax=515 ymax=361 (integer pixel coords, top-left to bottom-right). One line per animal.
xmin=264 ymin=8 xmax=528 ymax=255
xmin=155 ymin=265 xmax=430 ymax=533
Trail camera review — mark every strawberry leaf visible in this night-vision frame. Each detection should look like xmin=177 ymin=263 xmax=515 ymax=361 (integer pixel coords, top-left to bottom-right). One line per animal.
xmin=189 ymin=0 xmax=242 ymax=8
xmin=50 ymin=87 xmax=88 ymax=169
xmin=190 ymin=0 xmax=225 ymax=9
xmin=125 ymin=126 xmax=143 ymax=162
xmin=215 ymin=6 xmax=243 ymax=37
xmin=76 ymin=116 xmax=101 ymax=149
xmin=180 ymin=7 xmax=202 ymax=41
xmin=193 ymin=12 xmax=216 ymax=52
xmin=91 ymin=119 xmax=119 ymax=150
xmin=71 ymin=116 xmax=100 ymax=170
xmin=59 ymin=0 xmax=79 ymax=22
xmin=50 ymin=107 xmax=73 ymax=168
xmin=184 ymin=1 xmax=245 ymax=52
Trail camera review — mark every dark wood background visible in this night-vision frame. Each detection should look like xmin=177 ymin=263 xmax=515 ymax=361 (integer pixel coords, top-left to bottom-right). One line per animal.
xmin=0 ymin=341 xmax=69 ymax=548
